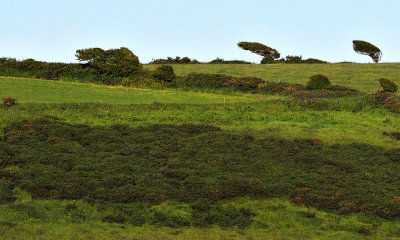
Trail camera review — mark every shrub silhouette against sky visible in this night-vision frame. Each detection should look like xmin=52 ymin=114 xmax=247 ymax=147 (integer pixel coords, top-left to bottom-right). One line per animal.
xmin=237 ymin=42 xmax=280 ymax=63
xmin=352 ymin=40 xmax=382 ymax=63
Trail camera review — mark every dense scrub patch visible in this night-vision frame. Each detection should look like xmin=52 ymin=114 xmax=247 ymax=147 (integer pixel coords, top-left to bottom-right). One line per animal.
xmin=175 ymin=73 xmax=362 ymax=99
xmin=1 ymin=117 xmax=400 ymax=219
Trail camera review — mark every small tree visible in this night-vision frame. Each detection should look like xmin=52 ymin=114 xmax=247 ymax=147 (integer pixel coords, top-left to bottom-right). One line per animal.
xmin=352 ymin=40 xmax=382 ymax=63
xmin=152 ymin=65 xmax=176 ymax=89
xmin=237 ymin=42 xmax=280 ymax=63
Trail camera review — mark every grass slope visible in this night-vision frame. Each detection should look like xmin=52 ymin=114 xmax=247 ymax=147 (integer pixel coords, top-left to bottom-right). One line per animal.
xmin=145 ymin=63 xmax=400 ymax=92
xmin=1 ymin=75 xmax=400 ymax=239
xmin=2 ymin=197 xmax=400 ymax=240
xmin=0 ymin=76 xmax=256 ymax=104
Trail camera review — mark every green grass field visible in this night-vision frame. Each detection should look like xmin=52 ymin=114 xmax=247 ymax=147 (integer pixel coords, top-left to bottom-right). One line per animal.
xmin=145 ymin=63 xmax=400 ymax=92
xmin=1 ymin=68 xmax=400 ymax=239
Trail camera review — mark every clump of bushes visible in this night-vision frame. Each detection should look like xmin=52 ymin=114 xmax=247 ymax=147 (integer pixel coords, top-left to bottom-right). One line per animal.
xmin=176 ymin=73 xmax=263 ymax=91
xmin=306 ymin=74 xmax=331 ymax=90
xmin=208 ymin=58 xmax=252 ymax=64
xmin=371 ymin=78 xmax=400 ymax=113
xmin=383 ymin=131 xmax=400 ymax=141
xmin=2 ymin=97 xmax=17 ymax=107
xmin=149 ymin=56 xmax=199 ymax=64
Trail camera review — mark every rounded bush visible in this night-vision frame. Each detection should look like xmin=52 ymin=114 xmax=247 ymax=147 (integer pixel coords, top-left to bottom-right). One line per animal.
xmin=379 ymin=78 xmax=398 ymax=93
xmin=306 ymin=74 xmax=331 ymax=90
xmin=152 ymin=65 xmax=176 ymax=84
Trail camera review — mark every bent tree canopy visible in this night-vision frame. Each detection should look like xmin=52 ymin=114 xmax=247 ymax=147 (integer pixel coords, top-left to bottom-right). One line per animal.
xmin=237 ymin=42 xmax=280 ymax=60
xmin=352 ymin=40 xmax=382 ymax=63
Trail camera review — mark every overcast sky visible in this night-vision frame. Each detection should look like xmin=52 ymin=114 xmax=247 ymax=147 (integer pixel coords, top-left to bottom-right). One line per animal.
xmin=0 ymin=0 xmax=399 ymax=63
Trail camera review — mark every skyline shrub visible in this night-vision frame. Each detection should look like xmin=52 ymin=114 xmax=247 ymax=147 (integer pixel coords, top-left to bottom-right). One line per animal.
xmin=353 ymin=40 xmax=382 ymax=63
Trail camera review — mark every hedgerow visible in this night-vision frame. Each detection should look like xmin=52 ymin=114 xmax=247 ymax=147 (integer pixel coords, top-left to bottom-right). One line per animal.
xmin=2 ymin=118 xmax=400 ymax=219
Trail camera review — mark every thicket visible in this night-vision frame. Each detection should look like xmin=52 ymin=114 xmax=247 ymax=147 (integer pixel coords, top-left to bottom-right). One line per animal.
xmin=0 ymin=47 xmax=146 ymax=85
xmin=2 ymin=118 xmax=400 ymax=219
xmin=208 ymin=58 xmax=252 ymax=64
xmin=261 ymin=56 xmax=328 ymax=64
xmin=152 ymin=65 xmax=176 ymax=88
xmin=149 ymin=56 xmax=200 ymax=64
xmin=175 ymin=73 xmax=361 ymax=99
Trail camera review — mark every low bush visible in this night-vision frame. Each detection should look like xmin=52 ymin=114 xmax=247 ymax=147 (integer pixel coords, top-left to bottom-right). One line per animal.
xmin=0 ymin=181 xmax=15 ymax=203
xmin=152 ymin=65 xmax=176 ymax=87
xmin=2 ymin=97 xmax=17 ymax=107
xmin=176 ymin=73 xmax=263 ymax=91
xmin=383 ymin=95 xmax=400 ymax=113
xmin=149 ymin=56 xmax=199 ymax=64
xmin=383 ymin=131 xmax=400 ymax=141
xmin=379 ymin=78 xmax=398 ymax=93
xmin=208 ymin=58 xmax=252 ymax=64
xmin=306 ymin=74 xmax=331 ymax=90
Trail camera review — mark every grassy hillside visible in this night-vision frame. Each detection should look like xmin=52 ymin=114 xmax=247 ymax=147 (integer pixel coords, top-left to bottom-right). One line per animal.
xmin=145 ymin=63 xmax=400 ymax=92
xmin=1 ymin=75 xmax=400 ymax=239
xmin=0 ymin=76 xmax=256 ymax=104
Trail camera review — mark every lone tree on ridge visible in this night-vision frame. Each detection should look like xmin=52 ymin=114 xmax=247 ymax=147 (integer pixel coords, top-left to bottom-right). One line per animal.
xmin=238 ymin=42 xmax=280 ymax=63
xmin=352 ymin=40 xmax=382 ymax=63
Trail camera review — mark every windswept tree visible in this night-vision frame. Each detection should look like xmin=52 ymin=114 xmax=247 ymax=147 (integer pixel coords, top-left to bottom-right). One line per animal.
xmin=352 ymin=40 xmax=382 ymax=63
xmin=76 ymin=47 xmax=142 ymax=79
xmin=237 ymin=42 xmax=280 ymax=63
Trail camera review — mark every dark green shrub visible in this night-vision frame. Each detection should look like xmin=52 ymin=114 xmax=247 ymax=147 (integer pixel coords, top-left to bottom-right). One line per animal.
xmin=303 ymin=58 xmax=328 ymax=64
xmin=209 ymin=58 xmax=252 ymax=64
xmin=150 ymin=210 xmax=190 ymax=228
xmin=102 ymin=213 xmax=126 ymax=224
xmin=353 ymin=40 xmax=382 ymax=63
xmin=306 ymin=74 xmax=331 ymax=90
xmin=379 ymin=78 xmax=398 ymax=92
xmin=152 ymin=65 xmax=176 ymax=87
xmin=358 ymin=227 xmax=372 ymax=236
xmin=0 ymin=182 xmax=15 ymax=203
xmin=177 ymin=73 xmax=263 ymax=91
xmin=383 ymin=131 xmax=400 ymax=141
xmin=76 ymin=47 xmax=142 ymax=80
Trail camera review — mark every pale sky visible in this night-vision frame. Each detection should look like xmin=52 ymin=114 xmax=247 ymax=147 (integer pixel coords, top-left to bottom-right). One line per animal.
xmin=0 ymin=0 xmax=399 ymax=63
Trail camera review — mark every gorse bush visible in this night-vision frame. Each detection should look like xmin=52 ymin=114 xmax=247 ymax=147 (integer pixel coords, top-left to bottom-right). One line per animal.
xmin=306 ymin=74 xmax=331 ymax=90
xmin=379 ymin=78 xmax=398 ymax=93
xmin=2 ymin=118 xmax=400 ymax=219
